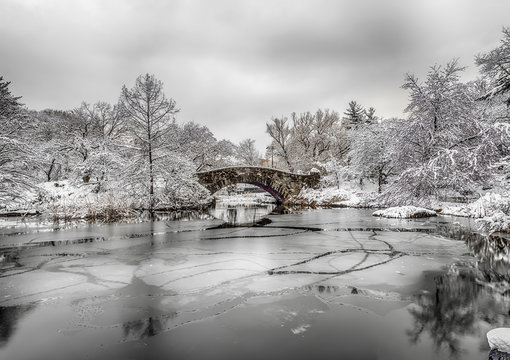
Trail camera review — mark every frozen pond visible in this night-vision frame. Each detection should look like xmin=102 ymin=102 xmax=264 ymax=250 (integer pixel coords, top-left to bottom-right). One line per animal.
xmin=1 ymin=206 xmax=510 ymax=360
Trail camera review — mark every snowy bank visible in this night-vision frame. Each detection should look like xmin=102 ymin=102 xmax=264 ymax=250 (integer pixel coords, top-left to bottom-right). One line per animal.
xmin=1 ymin=179 xmax=213 ymax=222
xmin=441 ymin=193 xmax=510 ymax=218
xmin=440 ymin=192 xmax=510 ymax=234
xmin=294 ymin=186 xmax=374 ymax=207
xmin=372 ymin=206 xmax=437 ymax=218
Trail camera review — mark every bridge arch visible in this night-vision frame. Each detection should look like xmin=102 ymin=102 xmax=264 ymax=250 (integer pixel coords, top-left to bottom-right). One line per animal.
xmin=196 ymin=166 xmax=320 ymax=204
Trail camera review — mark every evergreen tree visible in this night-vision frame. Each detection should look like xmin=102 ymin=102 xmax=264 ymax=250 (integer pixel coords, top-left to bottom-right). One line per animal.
xmin=343 ymin=101 xmax=365 ymax=129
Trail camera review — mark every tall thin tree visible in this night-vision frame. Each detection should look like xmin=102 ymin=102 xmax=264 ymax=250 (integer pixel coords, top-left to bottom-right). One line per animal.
xmin=119 ymin=74 xmax=179 ymax=216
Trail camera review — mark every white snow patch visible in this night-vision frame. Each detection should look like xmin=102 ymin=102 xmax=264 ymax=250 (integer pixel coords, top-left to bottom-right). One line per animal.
xmin=298 ymin=186 xmax=372 ymax=207
xmin=372 ymin=206 xmax=437 ymax=218
xmin=488 ymin=328 xmax=510 ymax=353
xmin=441 ymin=193 xmax=510 ymax=218
xmin=291 ymin=324 xmax=311 ymax=335
xmin=215 ymin=192 xmax=275 ymax=205
xmin=439 ymin=192 xmax=510 ymax=234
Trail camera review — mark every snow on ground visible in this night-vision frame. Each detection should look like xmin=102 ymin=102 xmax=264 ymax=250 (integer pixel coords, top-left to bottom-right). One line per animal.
xmin=372 ymin=206 xmax=437 ymax=218
xmin=441 ymin=193 xmax=509 ymax=218
xmin=440 ymin=192 xmax=510 ymax=234
xmin=297 ymin=186 xmax=375 ymax=207
xmin=25 ymin=180 xmax=134 ymax=221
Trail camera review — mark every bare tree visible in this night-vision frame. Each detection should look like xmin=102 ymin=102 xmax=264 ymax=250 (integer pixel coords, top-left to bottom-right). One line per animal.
xmin=266 ymin=117 xmax=293 ymax=171
xmin=290 ymin=109 xmax=340 ymax=169
xmin=119 ymin=74 xmax=179 ymax=215
xmin=236 ymin=138 xmax=260 ymax=166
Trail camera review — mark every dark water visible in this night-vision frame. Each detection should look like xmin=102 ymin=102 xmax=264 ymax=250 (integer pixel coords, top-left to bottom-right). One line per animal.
xmin=0 ymin=207 xmax=509 ymax=360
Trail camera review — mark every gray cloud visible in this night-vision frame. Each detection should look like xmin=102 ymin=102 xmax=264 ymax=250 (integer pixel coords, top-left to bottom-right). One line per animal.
xmin=1 ymin=0 xmax=509 ymax=150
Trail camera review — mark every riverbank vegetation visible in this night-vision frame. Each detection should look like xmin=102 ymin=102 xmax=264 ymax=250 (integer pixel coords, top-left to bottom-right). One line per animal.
xmin=1 ymin=29 xmax=510 ymax=231
xmin=268 ymin=29 xmax=510 ymax=233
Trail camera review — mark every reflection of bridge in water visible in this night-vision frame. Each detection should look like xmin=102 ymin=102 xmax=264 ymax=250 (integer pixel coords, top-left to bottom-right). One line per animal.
xmin=196 ymin=166 xmax=320 ymax=204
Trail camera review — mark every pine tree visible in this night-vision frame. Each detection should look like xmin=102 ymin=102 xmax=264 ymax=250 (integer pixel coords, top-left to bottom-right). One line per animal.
xmin=343 ymin=101 xmax=365 ymax=129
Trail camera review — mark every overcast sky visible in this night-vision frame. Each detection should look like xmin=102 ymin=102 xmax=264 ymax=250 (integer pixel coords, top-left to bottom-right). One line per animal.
xmin=1 ymin=0 xmax=510 ymax=152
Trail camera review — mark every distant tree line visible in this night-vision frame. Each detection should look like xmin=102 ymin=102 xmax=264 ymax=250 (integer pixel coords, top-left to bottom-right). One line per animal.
xmin=2 ymin=28 xmax=510 ymax=211
xmin=0 ymin=74 xmax=264 ymax=214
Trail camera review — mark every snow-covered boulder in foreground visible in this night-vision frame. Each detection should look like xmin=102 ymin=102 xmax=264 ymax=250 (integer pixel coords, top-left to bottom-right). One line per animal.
xmin=488 ymin=328 xmax=510 ymax=353
xmin=373 ymin=206 xmax=437 ymax=218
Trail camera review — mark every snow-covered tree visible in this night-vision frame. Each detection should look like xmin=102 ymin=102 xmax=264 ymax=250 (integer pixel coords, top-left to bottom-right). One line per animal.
xmin=381 ymin=60 xmax=490 ymax=205
xmin=266 ymin=116 xmax=294 ymax=171
xmin=0 ymin=76 xmax=32 ymax=204
xmin=71 ymin=102 xmax=127 ymax=189
xmin=365 ymin=107 xmax=377 ymax=122
xmin=31 ymin=109 xmax=75 ymax=181
xmin=349 ymin=119 xmax=397 ymax=192
xmin=174 ymin=122 xmax=235 ymax=171
xmin=343 ymin=100 xmax=365 ymax=129
xmin=476 ymin=27 xmax=510 ymax=107
xmin=235 ymin=138 xmax=260 ymax=166
xmin=265 ymin=109 xmax=345 ymax=172
xmin=158 ymin=154 xmax=211 ymax=209
xmin=476 ymin=29 xmax=510 ymax=194
xmin=290 ymin=109 xmax=341 ymax=169
xmin=119 ymin=74 xmax=179 ymax=215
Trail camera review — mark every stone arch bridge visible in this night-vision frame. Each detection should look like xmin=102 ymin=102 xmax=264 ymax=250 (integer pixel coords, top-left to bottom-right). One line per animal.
xmin=196 ymin=166 xmax=320 ymax=204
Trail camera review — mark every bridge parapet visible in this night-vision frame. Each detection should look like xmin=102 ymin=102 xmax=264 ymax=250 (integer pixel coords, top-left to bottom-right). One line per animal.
xmin=196 ymin=166 xmax=320 ymax=204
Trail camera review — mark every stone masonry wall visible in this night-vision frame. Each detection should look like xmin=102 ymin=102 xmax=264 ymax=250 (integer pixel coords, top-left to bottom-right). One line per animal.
xmin=196 ymin=167 xmax=320 ymax=203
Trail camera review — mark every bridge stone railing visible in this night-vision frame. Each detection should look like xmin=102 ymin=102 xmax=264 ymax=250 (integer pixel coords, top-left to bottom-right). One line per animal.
xmin=196 ymin=166 xmax=320 ymax=203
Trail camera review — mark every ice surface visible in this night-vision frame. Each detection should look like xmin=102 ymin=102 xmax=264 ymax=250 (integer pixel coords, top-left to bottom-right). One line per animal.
xmin=0 ymin=207 xmax=507 ymax=360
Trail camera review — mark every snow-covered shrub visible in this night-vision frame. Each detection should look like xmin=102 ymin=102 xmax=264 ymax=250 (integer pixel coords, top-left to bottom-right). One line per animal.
xmin=476 ymin=211 xmax=510 ymax=234
xmin=377 ymin=166 xmax=439 ymax=207
xmin=159 ymin=178 xmax=212 ymax=210
xmin=32 ymin=181 xmax=136 ymax=222
xmin=85 ymin=192 xmax=135 ymax=222
xmin=126 ymin=155 xmax=212 ymax=210
xmin=466 ymin=193 xmax=510 ymax=218
xmin=297 ymin=187 xmax=351 ymax=206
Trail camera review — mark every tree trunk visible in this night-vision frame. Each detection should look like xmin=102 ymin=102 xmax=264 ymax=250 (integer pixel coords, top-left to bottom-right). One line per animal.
xmin=147 ymin=103 xmax=154 ymax=218
xmin=378 ymin=170 xmax=382 ymax=193
xmin=46 ymin=158 xmax=56 ymax=182
xmin=149 ymin=143 xmax=154 ymax=217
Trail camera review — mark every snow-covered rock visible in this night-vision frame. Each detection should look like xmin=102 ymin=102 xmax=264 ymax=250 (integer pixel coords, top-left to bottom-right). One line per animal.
xmin=372 ymin=206 xmax=437 ymax=218
xmin=488 ymin=328 xmax=510 ymax=353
